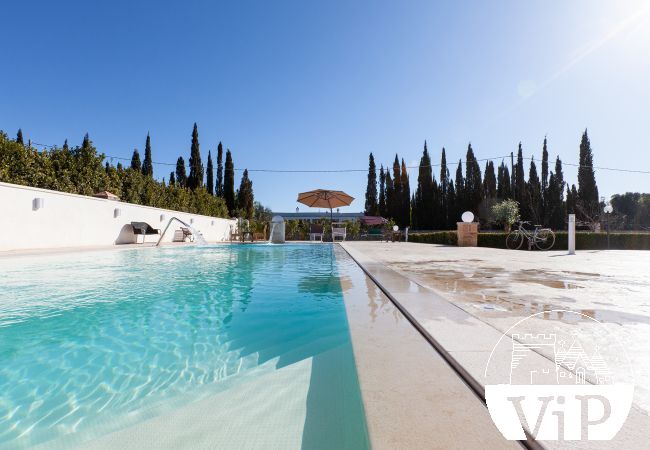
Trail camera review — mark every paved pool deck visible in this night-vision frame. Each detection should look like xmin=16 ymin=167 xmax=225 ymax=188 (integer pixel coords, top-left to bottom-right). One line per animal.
xmin=341 ymin=242 xmax=650 ymax=449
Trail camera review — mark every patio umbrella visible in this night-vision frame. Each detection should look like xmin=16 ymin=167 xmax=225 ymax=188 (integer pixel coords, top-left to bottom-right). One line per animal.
xmin=297 ymin=189 xmax=354 ymax=221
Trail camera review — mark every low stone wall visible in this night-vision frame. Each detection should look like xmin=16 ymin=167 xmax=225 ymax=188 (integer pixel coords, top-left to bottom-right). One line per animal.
xmin=0 ymin=182 xmax=236 ymax=251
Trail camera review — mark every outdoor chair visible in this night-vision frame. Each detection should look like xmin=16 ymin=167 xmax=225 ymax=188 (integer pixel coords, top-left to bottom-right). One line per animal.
xmin=332 ymin=222 xmax=347 ymax=242
xmin=253 ymin=225 xmax=267 ymax=242
xmin=230 ymin=225 xmax=241 ymax=243
xmin=130 ymin=222 xmax=161 ymax=244
xmin=180 ymin=227 xmax=194 ymax=242
xmin=309 ymin=224 xmax=324 ymax=242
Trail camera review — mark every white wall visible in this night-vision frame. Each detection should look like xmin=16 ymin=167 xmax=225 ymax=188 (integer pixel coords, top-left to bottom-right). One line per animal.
xmin=0 ymin=182 xmax=237 ymax=251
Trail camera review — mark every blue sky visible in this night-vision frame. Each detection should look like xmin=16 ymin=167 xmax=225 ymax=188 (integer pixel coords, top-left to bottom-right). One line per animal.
xmin=2 ymin=1 xmax=649 ymax=212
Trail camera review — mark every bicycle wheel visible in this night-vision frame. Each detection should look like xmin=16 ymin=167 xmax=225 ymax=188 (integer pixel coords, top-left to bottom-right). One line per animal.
xmin=506 ymin=231 xmax=524 ymax=250
xmin=535 ymin=229 xmax=556 ymax=250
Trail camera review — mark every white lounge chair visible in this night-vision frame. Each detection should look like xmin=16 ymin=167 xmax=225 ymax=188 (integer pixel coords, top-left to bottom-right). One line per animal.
xmin=332 ymin=222 xmax=347 ymax=241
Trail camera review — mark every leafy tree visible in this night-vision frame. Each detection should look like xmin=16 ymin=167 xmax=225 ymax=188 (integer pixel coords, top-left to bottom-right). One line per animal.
xmin=142 ymin=133 xmax=153 ymax=177
xmin=187 ymin=123 xmax=203 ymax=190
xmin=16 ymin=129 xmax=24 ymax=145
xmin=364 ymin=152 xmax=378 ymax=215
xmin=0 ymin=130 xmax=229 ymax=218
xmin=237 ymin=169 xmax=254 ymax=219
xmin=216 ymin=142 xmax=224 ymax=197
xmin=206 ymin=150 xmax=214 ymax=195
xmin=224 ymin=149 xmax=235 ymax=216
xmin=131 ymin=149 xmax=142 ymax=172
xmin=175 ymin=157 xmax=187 ymax=188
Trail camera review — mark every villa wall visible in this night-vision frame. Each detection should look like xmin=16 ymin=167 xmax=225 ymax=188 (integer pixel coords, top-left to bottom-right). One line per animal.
xmin=0 ymin=182 xmax=237 ymax=251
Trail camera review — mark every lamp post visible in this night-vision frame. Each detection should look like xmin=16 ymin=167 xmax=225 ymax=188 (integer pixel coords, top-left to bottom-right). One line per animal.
xmin=604 ymin=204 xmax=613 ymax=249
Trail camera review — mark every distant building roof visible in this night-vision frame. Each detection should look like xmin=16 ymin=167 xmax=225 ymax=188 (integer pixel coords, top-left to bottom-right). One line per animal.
xmin=93 ymin=191 xmax=120 ymax=201
xmin=272 ymin=211 xmax=365 ymax=221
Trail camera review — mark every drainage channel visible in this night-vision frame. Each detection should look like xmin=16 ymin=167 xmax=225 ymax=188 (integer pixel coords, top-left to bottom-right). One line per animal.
xmin=338 ymin=243 xmax=543 ymax=450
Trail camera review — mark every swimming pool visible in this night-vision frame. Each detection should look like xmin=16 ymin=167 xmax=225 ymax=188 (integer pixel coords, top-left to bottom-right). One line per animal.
xmin=0 ymin=244 xmax=369 ymax=448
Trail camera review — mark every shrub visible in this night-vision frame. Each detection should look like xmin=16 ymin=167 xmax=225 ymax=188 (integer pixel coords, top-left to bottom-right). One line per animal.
xmin=490 ymin=199 xmax=520 ymax=231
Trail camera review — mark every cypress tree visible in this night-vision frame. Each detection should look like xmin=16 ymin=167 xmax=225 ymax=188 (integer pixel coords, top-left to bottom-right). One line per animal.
xmin=464 ymin=144 xmax=483 ymax=215
xmin=541 ymin=137 xmax=549 ymax=198
xmin=483 ymin=160 xmax=497 ymax=200
xmin=528 ymin=157 xmax=542 ymax=223
xmin=498 ymin=162 xmax=512 ymax=200
xmin=224 ymin=149 xmax=235 ymax=216
xmin=389 ymin=155 xmax=401 ymax=221
xmin=169 ymin=171 xmax=176 ymax=186
xmin=378 ymin=165 xmax=386 ymax=217
xmin=187 ymin=123 xmax=203 ymax=190
xmin=577 ymin=129 xmax=599 ymax=219
xmin=567 ymin=184 xmax=578 ymax=215
xmin=130 ymin=149 xmax=142 ymax=172
xmin=63 ymin=139 xmax=69 ymax=151
xmin=206 ymin=150 xmax=214 ymax=195
xmin=216 ymin=142 xmax=224 ymax=197
xmin=455 ymin=159 xmax=464 ymax=217
xmin=414 ymin=142 xmax=434 ymax=229
xmin=546 ymin=157 xmax=565 ymax=229
xmin=439 ymin=148 xmax=450 ymax=228
xmin=364 ymin=153 xmax=378 ymax=215
xmin=385 ymin=170 xmax=394 ymax=220
xmin=82 ymin=133 xmax=91 ymax=149
xmin=447 ymin=181 xmax=457 ymax=229
xmin=175 ymin=157 xmax=187 ymax=188
xmin=142 ymin=133 xmax=153 ymax=177
xmin=400 ymin=159 xmax=410 ymax=227
xmin=514 ymin=143 xmax=530 ymax=219
xmin=237 ymin=169 xmax=254 ymax=219
xmin=16 ymin=129 xmax=24 ymax=145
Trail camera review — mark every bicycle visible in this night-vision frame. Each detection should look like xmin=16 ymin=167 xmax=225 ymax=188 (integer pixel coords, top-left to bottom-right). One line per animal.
xmin=506 ymin=221 xmax=556 ymax=250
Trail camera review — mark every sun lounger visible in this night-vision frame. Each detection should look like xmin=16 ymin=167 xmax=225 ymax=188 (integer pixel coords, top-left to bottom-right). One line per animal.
xmin=130 ymin=222 xmax=161 ymax=244
xmin=309 ymin=224 xmax=324 ymax=242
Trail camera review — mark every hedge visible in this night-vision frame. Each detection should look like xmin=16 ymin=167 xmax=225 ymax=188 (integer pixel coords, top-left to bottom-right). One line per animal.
xmin=409 ymin=231 xmax=458 ymax=246
xmin=409 ymin=231 xmax=650 ymax=250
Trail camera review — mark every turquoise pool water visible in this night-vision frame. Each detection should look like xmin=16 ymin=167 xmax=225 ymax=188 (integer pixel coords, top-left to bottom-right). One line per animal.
xmin=0 ymin=244 xmax=369 ymax=448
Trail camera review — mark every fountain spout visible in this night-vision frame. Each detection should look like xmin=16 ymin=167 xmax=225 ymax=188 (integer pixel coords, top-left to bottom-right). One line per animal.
xmin=156 ymin=217 xmax=207 ymax=246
